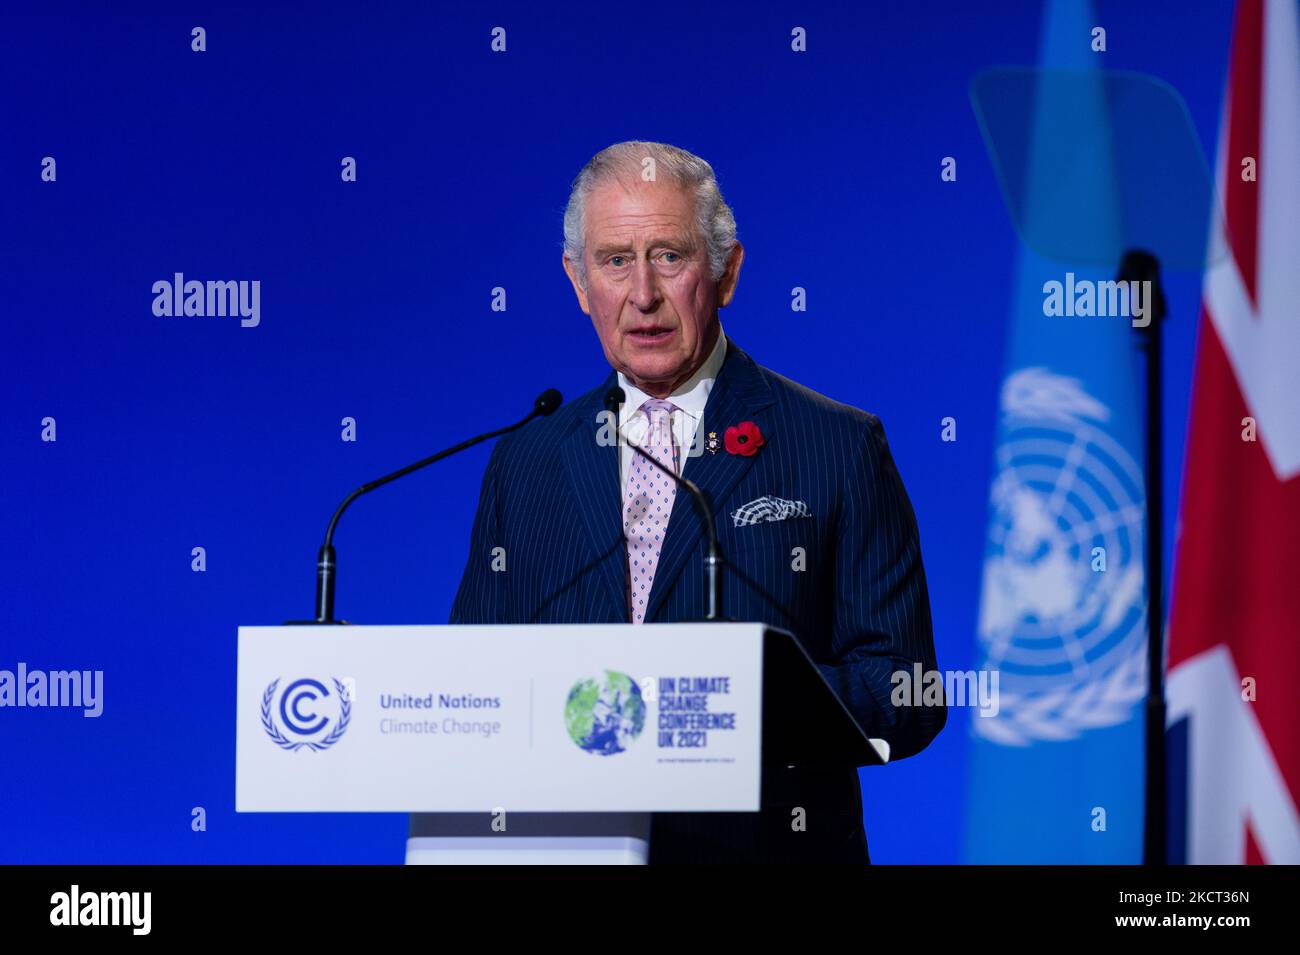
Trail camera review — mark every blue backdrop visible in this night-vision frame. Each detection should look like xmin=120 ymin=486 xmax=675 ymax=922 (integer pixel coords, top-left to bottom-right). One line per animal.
xmin=1 ymin=0 xmax=1232 ymax=863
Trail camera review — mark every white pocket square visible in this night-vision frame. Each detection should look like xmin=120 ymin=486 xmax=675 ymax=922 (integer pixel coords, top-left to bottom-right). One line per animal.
xmin=731 ymin=495 xmax=811 ymax=527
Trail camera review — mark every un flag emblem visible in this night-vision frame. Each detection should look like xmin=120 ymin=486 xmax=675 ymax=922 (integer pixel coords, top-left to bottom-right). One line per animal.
xmin=975 ymin=368 xmax=1147 ymax=745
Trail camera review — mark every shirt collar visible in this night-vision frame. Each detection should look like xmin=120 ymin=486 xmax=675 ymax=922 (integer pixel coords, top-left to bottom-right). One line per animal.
xmin=617 ymin=327 xmax=727 ymax=427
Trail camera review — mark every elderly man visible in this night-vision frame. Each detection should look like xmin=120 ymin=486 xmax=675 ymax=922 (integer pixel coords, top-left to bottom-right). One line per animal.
xmin=413 ymin=141 xmax=944 ymax=864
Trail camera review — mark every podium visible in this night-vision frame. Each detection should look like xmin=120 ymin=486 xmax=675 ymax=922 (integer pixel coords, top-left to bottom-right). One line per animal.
xmin=236 ymin=622 xmax=888 ymax=864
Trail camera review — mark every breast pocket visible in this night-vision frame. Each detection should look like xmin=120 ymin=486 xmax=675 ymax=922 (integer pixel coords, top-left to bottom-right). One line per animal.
xmin=724 ymin=514 xmax=818 ymax=557
xmin=722 ymin=515 xmax=821 ymax=621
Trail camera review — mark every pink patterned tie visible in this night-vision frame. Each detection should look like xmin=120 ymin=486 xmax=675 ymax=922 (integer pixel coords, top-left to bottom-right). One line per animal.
xmin=624 ymin=398 xmax=680 ymax=624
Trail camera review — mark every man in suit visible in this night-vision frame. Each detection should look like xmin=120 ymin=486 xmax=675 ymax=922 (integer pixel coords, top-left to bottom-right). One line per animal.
xmin=414 ymin=140 xmax=944 ymax=864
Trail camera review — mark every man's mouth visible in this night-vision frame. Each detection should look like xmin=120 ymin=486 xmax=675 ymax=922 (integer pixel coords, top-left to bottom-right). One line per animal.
xmin=627 ymin=326 xmax=676 ymax=344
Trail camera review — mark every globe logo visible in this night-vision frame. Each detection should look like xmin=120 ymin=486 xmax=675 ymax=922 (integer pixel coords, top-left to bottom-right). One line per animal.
xmin=564 ymin=670 xmax=646 ymax=755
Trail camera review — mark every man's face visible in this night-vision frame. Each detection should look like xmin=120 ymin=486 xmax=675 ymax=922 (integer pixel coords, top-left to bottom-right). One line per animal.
xmin=563 ymin=176 xmax=743 ymax=397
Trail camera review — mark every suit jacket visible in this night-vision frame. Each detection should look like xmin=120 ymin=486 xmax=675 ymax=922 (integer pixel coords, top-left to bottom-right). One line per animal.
xmin=409 ymin=336 xmax=945 ymax=863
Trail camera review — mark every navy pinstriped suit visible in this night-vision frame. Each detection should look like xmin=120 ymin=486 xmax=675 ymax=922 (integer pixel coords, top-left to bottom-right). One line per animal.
xmin=415 ymin=336 xmax=944 ymax=863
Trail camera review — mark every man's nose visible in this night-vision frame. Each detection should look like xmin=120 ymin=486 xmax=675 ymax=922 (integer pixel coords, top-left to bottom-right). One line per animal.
xmin=629 ymin=256 xmax=660 ymax=310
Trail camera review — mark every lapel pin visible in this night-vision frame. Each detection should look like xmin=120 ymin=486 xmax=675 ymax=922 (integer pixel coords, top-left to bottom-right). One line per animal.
xmin=705 ymin=431 xmax=720 ymax=455
xmin=724 ymin=421 xmax=765 ymax=458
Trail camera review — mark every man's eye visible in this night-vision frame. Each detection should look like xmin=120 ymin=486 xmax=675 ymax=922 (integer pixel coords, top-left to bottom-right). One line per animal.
xmin=608 ymin=255 xmax=629 ymax=267
xmin=661 ymin=252 xmax=680 ymax=263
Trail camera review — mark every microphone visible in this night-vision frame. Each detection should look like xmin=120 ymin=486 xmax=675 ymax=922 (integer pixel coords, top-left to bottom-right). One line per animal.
xmin=604 ymin=386 xmax=726 ymax=622
xmin=291 ymin=388 xmax=563 ymax=624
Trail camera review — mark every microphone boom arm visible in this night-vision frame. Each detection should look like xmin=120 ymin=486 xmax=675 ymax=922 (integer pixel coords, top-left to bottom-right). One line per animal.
xmin=299 ymin=389 xmax=561 ymax=625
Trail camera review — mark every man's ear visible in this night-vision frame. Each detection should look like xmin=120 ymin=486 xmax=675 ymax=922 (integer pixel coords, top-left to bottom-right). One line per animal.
xmin=562 ymin=253 xmax=591 ymax=315
xmin=718 ymin=241 xmax=745 ymax=308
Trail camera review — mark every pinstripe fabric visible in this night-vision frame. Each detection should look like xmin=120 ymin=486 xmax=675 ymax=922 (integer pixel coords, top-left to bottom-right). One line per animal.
xmin=412 ymin=336 xmax=945 ymax=863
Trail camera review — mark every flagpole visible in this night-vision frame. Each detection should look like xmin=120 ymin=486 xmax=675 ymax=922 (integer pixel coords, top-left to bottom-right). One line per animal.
xmin=1120 ymin=249 xmax=1169 ymax=865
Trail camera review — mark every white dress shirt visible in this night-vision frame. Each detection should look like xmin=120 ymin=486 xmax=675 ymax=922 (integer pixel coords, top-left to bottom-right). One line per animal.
xmin=617 ymin=328 xmax=728 ymax=494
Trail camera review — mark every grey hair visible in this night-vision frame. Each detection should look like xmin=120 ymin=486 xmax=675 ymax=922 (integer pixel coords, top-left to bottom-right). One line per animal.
xmin=562 ymin=140 xmax=738 ymax=288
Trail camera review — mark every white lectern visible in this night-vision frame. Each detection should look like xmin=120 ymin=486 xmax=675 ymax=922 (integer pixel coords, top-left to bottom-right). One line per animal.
xmin=236 ymin=622 xmax=886 ymax=864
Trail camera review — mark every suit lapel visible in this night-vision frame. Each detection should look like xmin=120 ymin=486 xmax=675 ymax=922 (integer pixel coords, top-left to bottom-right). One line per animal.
xmin=644 ymin=337 xmax=775 ymax=622
xmin=559 ymin=371 xmax=628 ymax=621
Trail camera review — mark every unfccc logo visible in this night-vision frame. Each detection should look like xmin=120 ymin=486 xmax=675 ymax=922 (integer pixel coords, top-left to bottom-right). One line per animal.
xmin=261 ymin=677 xmax=351 ymax=751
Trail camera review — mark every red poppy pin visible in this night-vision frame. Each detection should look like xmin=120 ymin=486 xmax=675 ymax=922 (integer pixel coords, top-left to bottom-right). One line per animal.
xmin=724 ymin=420 xmax=765 ymax=457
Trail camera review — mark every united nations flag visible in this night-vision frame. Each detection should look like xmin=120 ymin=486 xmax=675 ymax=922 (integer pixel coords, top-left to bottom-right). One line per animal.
xmin=963 ymin=0 xmax=1148 ymax=863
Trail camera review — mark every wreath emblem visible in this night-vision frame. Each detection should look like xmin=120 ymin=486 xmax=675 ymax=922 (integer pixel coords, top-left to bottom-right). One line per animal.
xmin=261 ymin=677 xmax=352 ymax=751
